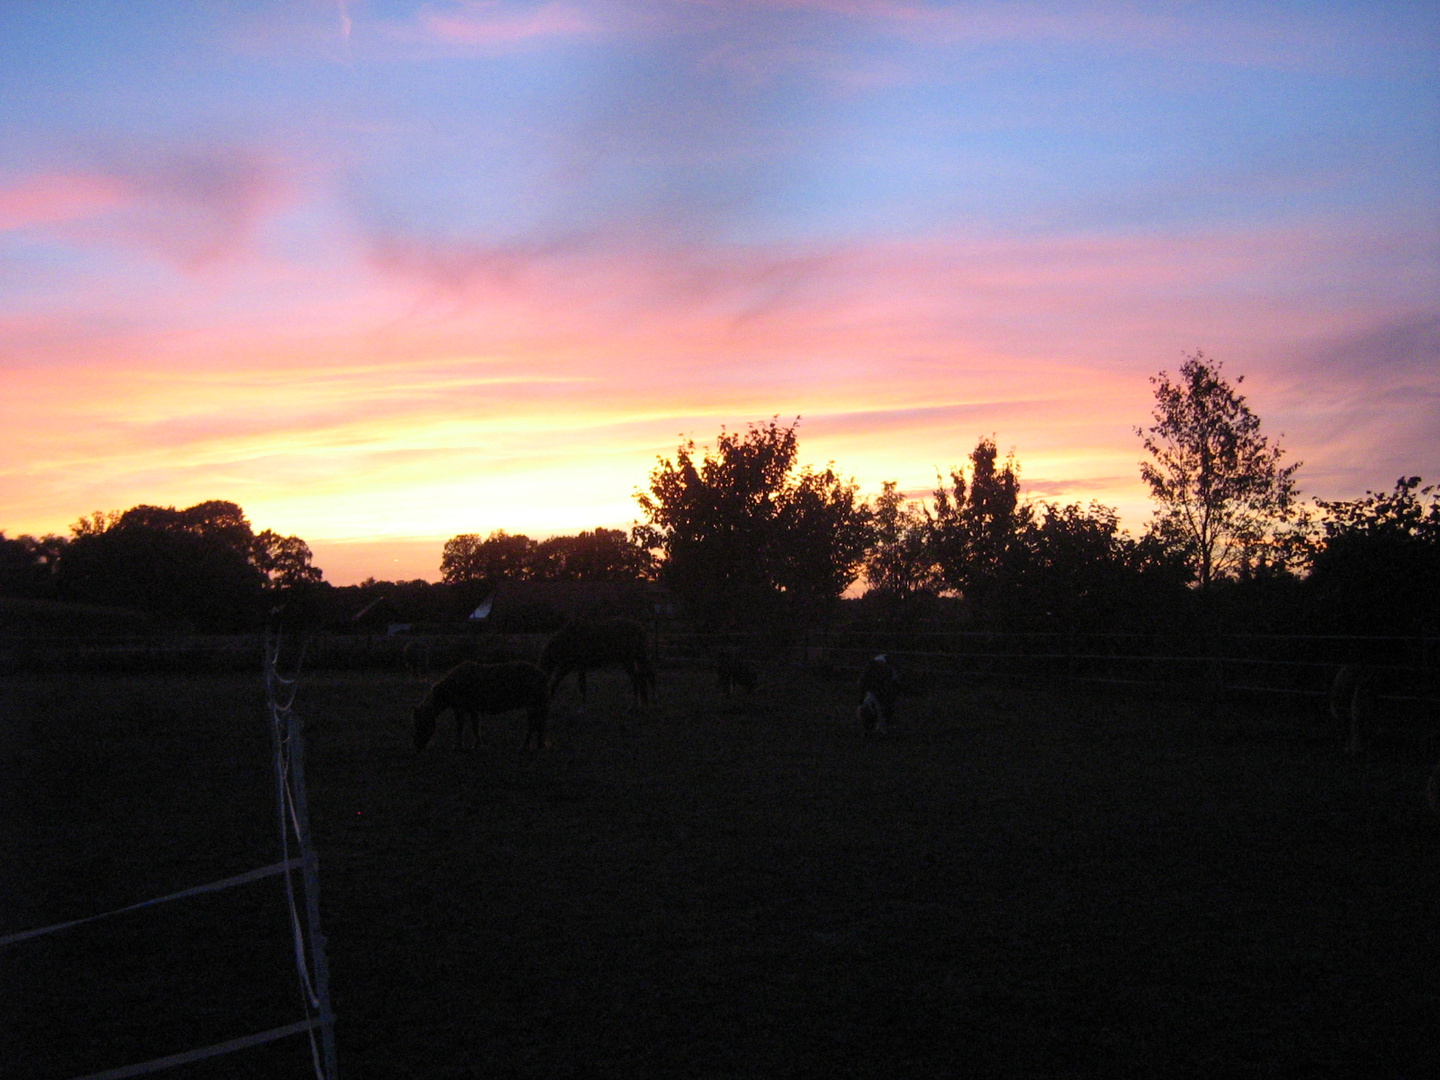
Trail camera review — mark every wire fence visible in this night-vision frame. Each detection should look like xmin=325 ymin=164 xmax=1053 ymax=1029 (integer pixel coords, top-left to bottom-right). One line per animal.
xmin=0 ymin=633 xmax=338 ymax=1080
xmin=654 ymin=626 xmax=1440 ymax=716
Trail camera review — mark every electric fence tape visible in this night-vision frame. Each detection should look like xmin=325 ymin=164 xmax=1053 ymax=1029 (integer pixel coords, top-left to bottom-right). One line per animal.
xmin=0 ymin=631 xmax=339 ymax=1080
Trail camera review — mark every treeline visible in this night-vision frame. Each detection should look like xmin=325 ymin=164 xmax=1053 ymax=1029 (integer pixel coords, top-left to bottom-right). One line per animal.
xmin=439 ymin=528 xmax=653 ymax=584
xmin=3 ymin=354 xmax=1436 ymax=638
xmin=609 ymin=354 xmax=1437 ymax=636
xmin=1 ymin=501 xmax=321 ymax=632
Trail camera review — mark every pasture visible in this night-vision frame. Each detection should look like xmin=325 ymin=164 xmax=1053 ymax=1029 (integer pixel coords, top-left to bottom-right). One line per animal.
xmin=2 ymin=658 xmax=1436 ymax=1078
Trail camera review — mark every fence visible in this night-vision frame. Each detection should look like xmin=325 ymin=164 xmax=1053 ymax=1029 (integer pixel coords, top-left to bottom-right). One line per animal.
xmin=654 ymin=626 xmax=1440 ymax=716
xmin=0 ymin=634 xmax=337 ymax=1079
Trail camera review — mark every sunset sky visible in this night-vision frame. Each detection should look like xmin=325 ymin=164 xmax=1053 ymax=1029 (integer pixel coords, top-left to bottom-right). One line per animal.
xmin=2 ymin=1 xmax=1436 ymax=584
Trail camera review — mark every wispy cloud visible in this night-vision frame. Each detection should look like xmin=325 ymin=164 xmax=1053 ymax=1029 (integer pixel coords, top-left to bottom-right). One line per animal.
xmin=1 ymin=150 xmax=289 ymax=272
xmin=1 ymin=0 xmax=1434 ymax=569
xmin=418 ymin=1 xmax=597 ymax=46
xmin=101 ymin=149 xmax=289 ymax=271
xmin=0 ymin=173 xmax=129 ymax=231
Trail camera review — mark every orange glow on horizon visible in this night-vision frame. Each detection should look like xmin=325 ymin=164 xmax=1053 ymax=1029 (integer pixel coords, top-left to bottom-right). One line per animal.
xmin=2 ymin=5 xmax=1433 ymax=585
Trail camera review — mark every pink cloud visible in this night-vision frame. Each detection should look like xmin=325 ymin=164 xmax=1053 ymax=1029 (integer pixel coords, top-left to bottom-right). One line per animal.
xmin=2 ymin=151 xmax=290 ymax=272
xmin=415 ymin=1 xmax=596 ymax=47
xmin=107 ymin=149 xmax=289 ymax=271
xmin=2 ymin=203 xmax=1433 ymax=545
xmin=362 ymin=216 xmax=1436 ymax=372
xmin=0 ymin=173 xmax=129 ymax=231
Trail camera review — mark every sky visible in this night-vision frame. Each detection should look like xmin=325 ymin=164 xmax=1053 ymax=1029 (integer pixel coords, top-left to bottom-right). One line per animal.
xmin=1 ymin=1 xmax=1436 ymax=585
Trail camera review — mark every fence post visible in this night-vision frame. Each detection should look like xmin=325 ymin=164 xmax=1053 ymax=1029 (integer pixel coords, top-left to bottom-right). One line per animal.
xmin=265 ymin=635 xmax=339 ymax=1080
xmin=286 ymin=717 xmax=339 ymax=1080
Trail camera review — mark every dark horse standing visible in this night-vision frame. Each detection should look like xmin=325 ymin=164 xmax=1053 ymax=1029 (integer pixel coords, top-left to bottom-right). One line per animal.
xmin=540 ymin=617 xmax=653 ymax=707
xmin=412 ymin=660 xmax=550 ymax=751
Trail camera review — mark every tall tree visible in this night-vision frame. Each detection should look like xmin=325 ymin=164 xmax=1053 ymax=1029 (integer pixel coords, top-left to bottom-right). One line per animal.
xmin=929 ymin=437 xmax=1031 ymax=609
xmin=1137 ymin=352 xmax=1300 ymax=589
xmin=770 ymin=464 xmax=870 ymax=618
xmin=862 ymin=482 xmax=934 ymax=599
xmin=635 ymin=418 xmax=870 ymax=627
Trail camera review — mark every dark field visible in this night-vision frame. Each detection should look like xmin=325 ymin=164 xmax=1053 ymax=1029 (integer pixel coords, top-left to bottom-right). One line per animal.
xmin=2 ymin=661 xmax=1437 ymax=1078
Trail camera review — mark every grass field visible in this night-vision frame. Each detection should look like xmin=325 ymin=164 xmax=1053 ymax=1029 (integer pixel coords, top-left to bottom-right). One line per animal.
xmin=2 ymin=660 xmax=1437 ymax=1078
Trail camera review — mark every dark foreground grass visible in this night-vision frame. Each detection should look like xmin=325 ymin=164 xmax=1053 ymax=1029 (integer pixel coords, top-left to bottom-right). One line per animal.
xmin=2 ymin=664 xmax=1437 ymax=1078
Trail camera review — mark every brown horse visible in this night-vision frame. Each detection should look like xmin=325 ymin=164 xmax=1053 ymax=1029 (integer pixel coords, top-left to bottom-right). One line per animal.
xmin=412 ymin=660 xmax=549 ymax=751
xmin=540 ymin=618 xmax=653 ymax=706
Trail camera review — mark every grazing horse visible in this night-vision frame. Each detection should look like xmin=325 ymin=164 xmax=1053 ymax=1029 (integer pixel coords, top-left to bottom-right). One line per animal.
xmin=716 ymin=648 xmax=758 ymax=694
xmin=412 ymin=660 xmax=549 ymax=752
xmin=540 ymin=618 xmax=652 ymax=707
xmin=857 ymin=654 xmax=903 ymax=736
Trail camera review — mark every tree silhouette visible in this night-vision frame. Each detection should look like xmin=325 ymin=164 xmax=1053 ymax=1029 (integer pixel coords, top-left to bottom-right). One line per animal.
xmin=635 ymin=418 xmax=870 ymax=627
xmin=53 ymin=501 xmax=321 ymax=630
xmin=532 ymin=528 xmax=654 ymax=582
xmin=59 ymin=514 xmax=264 ymax=631
xmin=252 ymin=529 xmax=324 ymax=589
xmin=1015 ymin=501 xmax=1191 ymax=631
xmin=1308 ymin=476 xmax=1440 ymax=635
xmin=440 ymin=530 xmax=539 ymax=584
xmin=770 ymin=462 xmax=871 ymax=620
xmin=441 ymin=527 xmax=654 ymax=585
xmin=1137 ymin=352 xmax=1300 ymax=589
xmin=929 ymin=437 xmax=1032 ymax=610
xmin=0 ymin=532 xmax=67 ymax=599
xmin=862 ymin=482 xmax=933 ymax=599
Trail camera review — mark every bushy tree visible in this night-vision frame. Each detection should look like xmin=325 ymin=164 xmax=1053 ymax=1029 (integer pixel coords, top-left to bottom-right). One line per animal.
xmin=440 ymin=530 xmax=539 ymax=584
xmin=1307 ymin=476 xmax=1440 ymax=635
xmin=1013 ymin=501 xmax=1192 ymax=631
xmin=251 ymin=529 xmax=324 ymax=589
xmin=440 ymin=527 xmax=652 ymax=584
xmin=532 ymin=528 xmax=654 ymax=582
xmin=54 ymin=500 xmax=321 ymax=630
xmin=1020 ymin=501 xmax=1129 ymax=618
xmin=771 ymin=464 xmax=871 ymax=618
xmin=635 ymin=418 xmax=870 ymax=627
xmin=1137 ymin=352 xmax=1300 ymax=588
xmin=59 ymin=505 xmax=264 ymax=630
xmin=929 ymin=437 xmax=1032 ymax=611
xmin=862 ymin=482 xmax=933 ymax=599
xmin=0 ymin=532 xmax=68 ymax=599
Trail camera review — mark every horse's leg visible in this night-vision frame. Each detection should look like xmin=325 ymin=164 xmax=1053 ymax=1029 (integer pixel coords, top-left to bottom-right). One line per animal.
xmin=625 ymin=660 xmax=649 ymax=708
xmin=577 ymin=668 xmax=587 ymax=704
